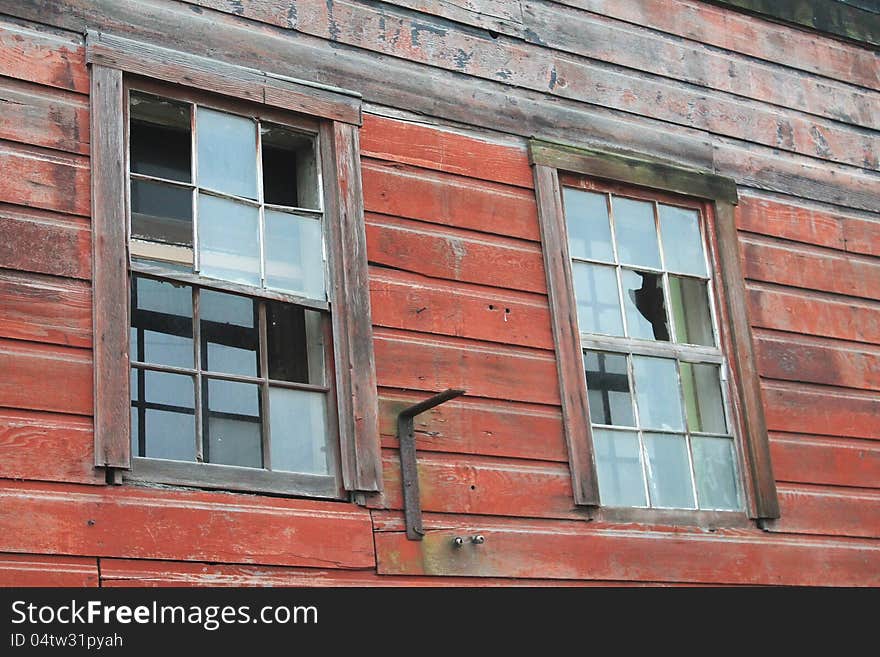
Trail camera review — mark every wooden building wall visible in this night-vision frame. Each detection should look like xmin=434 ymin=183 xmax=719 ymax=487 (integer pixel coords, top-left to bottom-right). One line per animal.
xmin=0 ymin=0 xmax=877 ymax=586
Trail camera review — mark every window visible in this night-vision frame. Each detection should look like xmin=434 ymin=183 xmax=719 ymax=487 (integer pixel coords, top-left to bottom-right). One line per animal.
xmin=531 ymin=140 xmax=779 ymax=522
xmin=89 ymin=32 xmax=382 ymax=497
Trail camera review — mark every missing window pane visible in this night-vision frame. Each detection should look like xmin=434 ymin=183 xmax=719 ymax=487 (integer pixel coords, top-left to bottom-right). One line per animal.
xmin=266 ymin=303 xmax=325 ymax=385
xmin=611 ymin=196 xmax=661 ymax=269
xmin=680 ymin=362 xmax=727 ymax=434
xmin=669 ymin=276 xmax=714 ymax=346
xmin=204 ymin=378 xmax=263 ymax=468
xmin=621 ymin=269 xmax=669 ymax=341
xmin=261 ymin=123 xmax=320 ymax=209
xmin=130 ymin=368 xmax=196 ymax=461
xmin=584 ymin=351 xmax=634 ymax=426
xmin=200 ymin=289 xmax=259 ymax=377
xmin=130 ymin=276 xmax=193 ymax=369
xmin=571 ymin=262 xmax=624 ymax=336
xmin=594 ymin=428 xmax=647 ymax=507
xmin=563 ymin=188 xmax=614 ymax=262
xmin=269 ymin=387 xmax=329 ymax=475
xmin=644 ymin=433 xmax=696 ymax=509
xmin=129 ymin=91 xmax=191 ymax=182
xmin=131 ymin=179 xmax=193 ymax=247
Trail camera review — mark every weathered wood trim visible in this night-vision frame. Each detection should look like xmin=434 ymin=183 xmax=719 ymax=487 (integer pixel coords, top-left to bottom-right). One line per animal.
xmin=323 ymin=122 xmax=383 ymax=493
xmin=714 ymin=201 xmax=779 ymax=519
xmin=85 ymin=31 xmax=362 ymax=125
xmin=90 ymin=64 xmax=130 ymax=470
xmin=705 ymin=0 xmax=880 ymax=47
xmin=530 ymin=139 xmax=739 ymax=204
xmin=532 ymin=164 xmax=598 ymax=506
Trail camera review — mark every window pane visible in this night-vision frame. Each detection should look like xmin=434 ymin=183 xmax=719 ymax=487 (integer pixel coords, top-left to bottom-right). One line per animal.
xmin=611 ymin=197 xmax=660 ymax=269
xmin=264 ymin=210 xmax=325 ymax=299
xmin=669 ymin=276 xmax=714 ymax=346
xmin=620 ymin=269 xmax=669 ymax=341
xmin=644 ymin=433 xmax=695 ymax=509
xmin=594 ymin=428 xmax=647 ymax=507
xmin=198 ymin=193 xmax=261 ymax=286
xmin=693 ymin=436 xmax=740 ymax=510
xmin=204 ymin=378 xmax=262 ymax=468
xmin=680 ymin=362 xmax=727 ymax=434
xmin=584 ymin=351 xmax=634 ymax=426
xmin=571 ymin=262 xmax=623 ymax=336
xmin=267 ymin=303 xmax=325 ymax=385
xmin=632 ymin=355 xmax=684 ymax=430
xmin=130 ymin=276 xmax=193 ymax=368
xmin=269 ymin=387 xmax=329 ymax=475
xmin=197 ymin=107 xmax=258 ymax=199
xmin=261 ymin=123 xmax=320 ymax=210
xmin=131 ymin=179 xmax=193 ymax=246
xmin=130 ymin=368 xmax=196 ymax=461
xmin=200 ymin=290 xmax=258 ymax=377
xmin=129 ymin=91 xmax=191 ymax=182
xmin=563 ymin=188 xmax=613 ymax=262
xmin=659 ymin=205 xmax=706 ymax=277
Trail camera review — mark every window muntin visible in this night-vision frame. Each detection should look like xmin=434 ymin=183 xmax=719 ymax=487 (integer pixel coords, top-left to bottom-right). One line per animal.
xmin=126 ymin=84 xmax=340 ymax=495
xmin=562 ymin=179 xmax=742 ymax=512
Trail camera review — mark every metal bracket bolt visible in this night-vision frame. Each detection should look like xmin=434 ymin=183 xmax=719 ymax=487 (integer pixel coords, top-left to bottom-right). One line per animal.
xmin=452 ymin=535 xmax=485 ymax=547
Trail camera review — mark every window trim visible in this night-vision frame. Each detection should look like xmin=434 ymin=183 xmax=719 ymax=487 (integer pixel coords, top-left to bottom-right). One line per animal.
xmin=529 ymin=139 xmax=779 ymax=520
xmin=89 ymin=32 xmax=383 ymax=495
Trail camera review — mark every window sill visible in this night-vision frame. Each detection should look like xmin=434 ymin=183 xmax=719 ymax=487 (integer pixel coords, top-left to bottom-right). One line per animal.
xmin=587 ymin=506 xmax=753 ymax=530
xmin=125 ymin=457 xmax=344 ymax=500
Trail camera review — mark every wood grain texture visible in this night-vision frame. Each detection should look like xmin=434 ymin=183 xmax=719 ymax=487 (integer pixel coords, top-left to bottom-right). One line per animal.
xmin=843 ymin=216 xmax=880 ymax=258
xmin=0 ymin=19 xmax=89 ymax=93
xmin=0 ymin=76 xmax=89 ymax=154
xmin=767 ymin=485 xmax=880 ymax=540
xmin=365 ymin=213 xmax=546 ymax=292
xmin=0 ymin=339 xmax=92 ymax=416
xmin=379 ymin=0 xmax=525 ymax=38
xmin=770 ymin=433 xmax=880 ymax=488
xmin=0 ymin=270 xmax=91 ymax=348
xmin=747 ymin=284 xmax=880 ymax=344
xmin=362 ymin=159 xmax=540 ymax=241
xmin=0 ymin=481 xmax=375 ymax=568
xmin=378 ymin=390 xmax=567 ymax=462
xmin=373 ymin=329 xmax=560 ymax=406
xmin=763 ymin=382 xmax=879 ymax=440
xmin=0 ymin=140 xmax=89 ymax=216
xmin=90 ymin=64 xmax=129 ymax=469
xmin=736 ymin=195 xmax=846 ymax=251
xmin=374 ymin=513 xmax=880 ymax=585
xmin=0 ymin=204 xmax=90 ymax=279
xmin=370 ymin=268 xmax=552 ymax=350
xmin=0 ymin=553 xmax=98 ymax=587
xmin=0 ymin=409 xmax=100 ymax=485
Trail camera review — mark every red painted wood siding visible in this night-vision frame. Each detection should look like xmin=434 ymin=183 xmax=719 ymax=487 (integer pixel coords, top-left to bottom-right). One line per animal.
xmin=0 ymin=0 xmax=877 ymax=586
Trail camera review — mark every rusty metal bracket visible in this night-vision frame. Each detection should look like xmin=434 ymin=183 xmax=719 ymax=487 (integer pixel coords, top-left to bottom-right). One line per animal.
xmin=397 ymin=388 xmax=466 ymax=540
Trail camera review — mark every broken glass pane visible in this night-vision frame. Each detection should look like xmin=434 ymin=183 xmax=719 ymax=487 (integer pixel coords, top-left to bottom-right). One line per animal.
xmin=620 ymin=268 xmax=669 ymax=341
xmin=584 ymin=351 xmax=634 ymax=426
xmin=571 ymin=262 xmax=623 ymax=336
xmin=669 ymin=276 xmax=715 ymax=346
xmin=261 ymin=123 xmax=320 ymax=210
xmin=563 ymin=188 xmax=614 ymax=262
xmin=594 ymin=428 xmax=647 ymax=507
xmin=612 ymin=196 xmax=661 ymax=269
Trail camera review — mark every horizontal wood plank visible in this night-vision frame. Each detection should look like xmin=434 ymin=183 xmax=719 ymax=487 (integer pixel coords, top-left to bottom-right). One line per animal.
xmin=373 ymin=329 xmax=561 ymax=406
xmin=0 ymin=140 xmax=89 ymax=216
xmin=747 ymin=284 xmax=880 ymax=345
xmin=0 ymin=553 xmax=98 ymax=586
xmin=378 ymin=390 xmax=567 ymax=462
xmin=370 ymin=268 xmax=552 ymax=350
xmin=735 ymin=195 xmax=846 ymax=250
xmin=0 ymin=19 xmax=89 ymax=93
xmin=0 ymin=481 xmax=375 ymax=568
xmin=770 ymin=433 xmax=880 ymax=488
xmin=362 ymin=159 xmax=540 ymax=241
xmin=843 ymin=216 xmax=880 ymax=258
xmin=374 ymin=513 xmax=880 ymax=585
xmin=0 ymin=204 xmax=90 ymax=279
xmin=0 ymin=338 xmax=92 ymax=416
xmin=0 ymin=270 xmax=92 ymax=348
xmin=0 ymin=408 xmax=100 ymax=484
xmin=365 ymin=213 xmax=546 ymax=293
xmin=763 ymin=382 xmax=879 ymax=440
xmin=766 ymin=485 xmax=880 ymax=540
xmin=755 ymin=332 xmax=880 ymax=392
xmin=0 ymin=76 xmax=89 ymax=154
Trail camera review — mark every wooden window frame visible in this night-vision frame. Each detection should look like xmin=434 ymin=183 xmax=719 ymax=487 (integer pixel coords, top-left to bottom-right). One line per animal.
xmin=89 ymin=31 xmax=383 ymax=496
xmin=530 ymin=139 xmax=779 ymax=522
